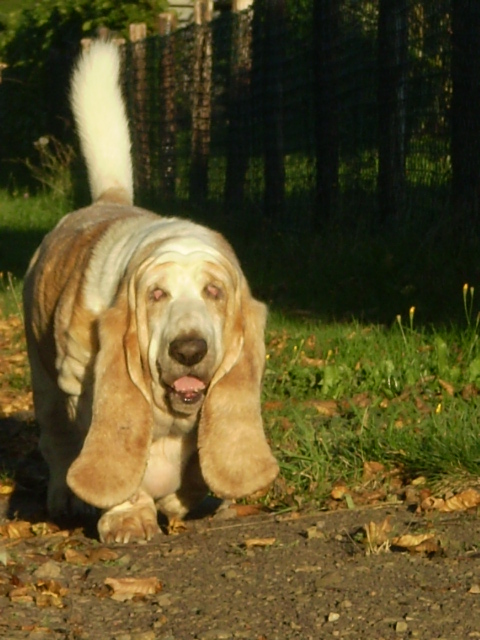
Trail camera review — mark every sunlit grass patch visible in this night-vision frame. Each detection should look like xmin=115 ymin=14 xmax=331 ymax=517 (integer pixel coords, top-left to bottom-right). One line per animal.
xmin=263 ymin=309 xmax=480 ymax=509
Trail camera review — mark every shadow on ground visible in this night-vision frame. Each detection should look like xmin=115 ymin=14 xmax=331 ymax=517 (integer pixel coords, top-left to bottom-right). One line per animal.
xmin=0 ymin=412 xmax=224 ymax=539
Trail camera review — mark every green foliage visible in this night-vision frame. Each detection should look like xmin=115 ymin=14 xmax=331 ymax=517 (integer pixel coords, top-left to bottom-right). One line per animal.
xmin=0 ymin=0 xmax=167 ymax=52
xmin=0 ymin=0 xmax=167 ymax=182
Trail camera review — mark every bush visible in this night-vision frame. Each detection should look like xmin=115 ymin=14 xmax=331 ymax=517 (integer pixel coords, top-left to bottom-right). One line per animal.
xmin=0 ymin=0 xmax=167 ymax=186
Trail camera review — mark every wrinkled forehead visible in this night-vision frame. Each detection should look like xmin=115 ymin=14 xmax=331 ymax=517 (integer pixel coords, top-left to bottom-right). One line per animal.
xmin=135 ymin=236 xmax=240 ymax=288
xmin=155 ymin=236 xmax=227 ymax=261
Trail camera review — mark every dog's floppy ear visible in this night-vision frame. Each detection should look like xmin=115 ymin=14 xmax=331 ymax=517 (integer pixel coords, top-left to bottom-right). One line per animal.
xmin=67 ymin=284 xmax=153 ymax=509
xmin=198 ymin=282 xmax=279 ymax=498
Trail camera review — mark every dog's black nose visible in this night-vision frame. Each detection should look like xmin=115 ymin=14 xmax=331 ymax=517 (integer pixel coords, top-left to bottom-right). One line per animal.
xmin=169 ymin=337 xmax=208 ymax=366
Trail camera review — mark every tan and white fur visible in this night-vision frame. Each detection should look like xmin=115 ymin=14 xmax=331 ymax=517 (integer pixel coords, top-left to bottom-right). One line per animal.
xmin=23 ymin=40 xmax=278 ymax=543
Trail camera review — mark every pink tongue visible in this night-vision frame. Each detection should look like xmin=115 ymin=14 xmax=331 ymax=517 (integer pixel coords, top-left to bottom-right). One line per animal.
xmin=172 ymin=376 xmax=206 ymax=393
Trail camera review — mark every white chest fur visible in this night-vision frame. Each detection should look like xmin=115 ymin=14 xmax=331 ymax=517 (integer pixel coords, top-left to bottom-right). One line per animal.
xmin=141 ymin=432 xmax=197 ymax=499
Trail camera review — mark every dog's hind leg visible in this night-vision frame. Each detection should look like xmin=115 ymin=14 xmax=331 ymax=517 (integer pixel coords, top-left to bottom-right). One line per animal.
xmin=27 ymin=341 xmax=94 ymax=519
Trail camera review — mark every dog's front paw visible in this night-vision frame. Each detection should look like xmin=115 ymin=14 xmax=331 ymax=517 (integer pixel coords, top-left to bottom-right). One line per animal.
xmin=98 ymin=492 xmax=160 ymax=543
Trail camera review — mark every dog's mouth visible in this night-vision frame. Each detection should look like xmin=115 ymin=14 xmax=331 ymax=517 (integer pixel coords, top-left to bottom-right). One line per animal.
xmin=168 ymin=376 xmax=207 ymax=405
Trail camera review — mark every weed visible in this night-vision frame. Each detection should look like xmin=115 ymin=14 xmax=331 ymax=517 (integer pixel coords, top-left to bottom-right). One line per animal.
xmin=0 ymin=272 xmax=23 ymax=319
xmin=27 ymin=136 xmax=75 ymax=201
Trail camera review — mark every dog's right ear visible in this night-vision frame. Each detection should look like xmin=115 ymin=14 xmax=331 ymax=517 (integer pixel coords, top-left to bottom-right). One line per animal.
xmin=67 ymin=287 xmax=153 ymax=509
xmin=198 ymin=283 xmax=278 ymax=499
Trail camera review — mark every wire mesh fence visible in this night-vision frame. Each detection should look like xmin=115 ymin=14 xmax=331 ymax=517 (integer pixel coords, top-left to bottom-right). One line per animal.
xmin=1 ymin=0 xmax=478 ymax=234
xmin=119 ymin=0 xmax=463 ymax=234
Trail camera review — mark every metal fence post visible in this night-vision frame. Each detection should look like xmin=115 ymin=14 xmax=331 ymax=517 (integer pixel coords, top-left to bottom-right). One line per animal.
xmin=157 ymin=12 xmax=178 ymax=197
xmin=129 ymin=23 xmax=151 ymax=197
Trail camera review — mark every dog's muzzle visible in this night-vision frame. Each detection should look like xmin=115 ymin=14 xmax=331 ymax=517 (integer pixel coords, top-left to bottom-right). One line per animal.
xmin=163 ymin=336 xmax=209 ymax=406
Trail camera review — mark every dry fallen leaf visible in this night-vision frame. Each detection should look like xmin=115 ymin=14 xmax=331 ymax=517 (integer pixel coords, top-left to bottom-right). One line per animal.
xmin=63 ymin=548 xmax=89 ymax=565
xmin=0 ymin=521 xmax=34 ymax=539
xmin=0 ymin=520 xmax=61 ymax=540
xmin=20 ymin=626 xmax=51 ymax=634
xmin=168 ymin=518 xmax=188 ymax=535
xmin=391 ymin=532 xmax=440 ymax=554
xmin=305 ymin=521 xmax=326 ymax=540
xmin=0 ymin=482 xmax=15 ymax=495
xmin=439 ymin=489 xmax=480 ymax=512
xmin=330 ymin=483 xmax=349 ymax=500
xmin=307 ymin=399 xmax=339 ymax=417
xmin=88 ymin=547 xmax=119 ymax=563
xmin=350 ymin=392 xmax=372 ymax=408
xmin=362 ymin=461 xmax=385 ymax=482
xmin=0 ymin=547 xmax=8 ymax=566
xmin=411 ymin=476 xmax=427 ymax=486
xmin=363 ymin=517 xmax=392 ymax=554
xmin=34 ymin=580 xmax=68 ymax=608
xmin=244 ymin=537 xmax=276 ymax=549
xmin=300 ymin=354 xmax=327 ymax=368
xmin=228 ymin=504 xmax=264 ymax=518
xmin=420 ymin=488 xmax=480 ymax=513
xmin=104 ymin=576 xmax=162 ymax=601
xmin=262 ymin=400 xmax=285 ymax=411
xmin=438 ymin=378 xmax=455 ymax=396
xmin=9 ymin=586 xmax=33 ymax=604
xmin=392 ymin=533 xmax=435 ymax=547
xmin=31 ymin=522 xmax=60 ymax=537
xmin=419 ymin=495 xmax=444 ymax=511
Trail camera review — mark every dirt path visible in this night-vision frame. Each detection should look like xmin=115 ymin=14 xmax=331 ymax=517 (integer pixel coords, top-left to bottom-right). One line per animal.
xmin=0 ymin=410 xmax=479 ymax=640
xmin=1 ymin=490 xmax=480 ymax=640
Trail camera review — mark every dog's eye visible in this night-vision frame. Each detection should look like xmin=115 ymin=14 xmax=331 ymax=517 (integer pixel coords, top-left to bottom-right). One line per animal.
xmin=205 ymin=283 xmax=223 ymax=300
xmin=150 ymin=287 xmax=166 ymax=302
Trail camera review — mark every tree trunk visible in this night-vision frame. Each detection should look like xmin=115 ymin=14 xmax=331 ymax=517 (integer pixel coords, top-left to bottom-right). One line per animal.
xmin=313 ymin=0 xmax=340 ymax=230
xmin=189 ymin=0 xmax=213 ymax=203
xmin=377 ymin=0 xmax=408 ymax=225
xmin=224 ymin=4 xmax=253 ymax=212
xmin=262 ymin=0 xmax=286 ymax=223
xmin=451 ymin=0 xmax=480 ymax=229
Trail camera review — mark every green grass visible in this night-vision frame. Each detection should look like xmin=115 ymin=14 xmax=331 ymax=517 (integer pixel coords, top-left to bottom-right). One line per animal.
xmin=0 ymin=189 xmax=68 ymax=281
xmin=262 ymin=313 xmax=480 ymax=508
xmin=1 ymin=186 xmax=480 ymax=511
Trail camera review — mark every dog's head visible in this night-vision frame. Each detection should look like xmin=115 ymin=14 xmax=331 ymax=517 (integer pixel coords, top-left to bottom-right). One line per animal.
xmin=67 ymin=228 xmax=278 ymax=508
xmin=134 ymin=236 xmax=236 ymax=417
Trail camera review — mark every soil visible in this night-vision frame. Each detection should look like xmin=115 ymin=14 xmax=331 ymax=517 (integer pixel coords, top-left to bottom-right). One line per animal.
xmin=1 ymin=415 xmax=480 ymax=640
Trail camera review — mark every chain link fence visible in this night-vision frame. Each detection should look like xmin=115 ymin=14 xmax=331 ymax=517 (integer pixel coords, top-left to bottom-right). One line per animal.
xmin=120 ymin=0 xmax=463 ymax=233
xmin=2 ymin=1 xmax=477 ymax=234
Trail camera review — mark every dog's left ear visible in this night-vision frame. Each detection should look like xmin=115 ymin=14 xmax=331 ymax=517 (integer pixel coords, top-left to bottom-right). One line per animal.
xmin=67 ymin=284 xmax=153 ymax=509
xmin=198 ymin=282 xmax=279 ymax=498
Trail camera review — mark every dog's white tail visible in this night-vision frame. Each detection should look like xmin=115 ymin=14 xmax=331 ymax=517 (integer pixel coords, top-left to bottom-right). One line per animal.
xmin=70 ymin=40 xmax=133 ymax=205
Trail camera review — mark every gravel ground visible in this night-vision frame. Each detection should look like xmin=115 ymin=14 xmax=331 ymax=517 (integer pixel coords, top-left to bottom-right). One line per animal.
xmin=0 ymin=416 xmax=479 ymax=639
xmin=1 ymin=499 xmax=479 ymax=640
